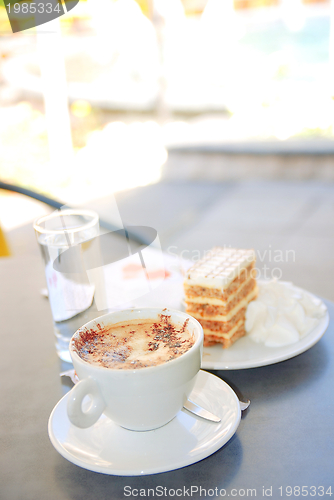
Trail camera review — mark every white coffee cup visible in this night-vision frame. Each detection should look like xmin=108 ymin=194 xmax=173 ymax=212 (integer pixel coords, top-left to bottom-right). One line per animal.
xmin=67 ymin=307 xmax=203 ymax=431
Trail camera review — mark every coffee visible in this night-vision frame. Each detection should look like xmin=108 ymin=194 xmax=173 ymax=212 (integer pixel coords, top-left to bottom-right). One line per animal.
xmin=72 ymin=314 xmax=195 ymax=369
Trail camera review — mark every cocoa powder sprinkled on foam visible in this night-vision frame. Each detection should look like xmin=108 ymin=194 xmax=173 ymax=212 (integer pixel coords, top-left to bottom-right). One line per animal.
xmin=72 ymin=315 xmax=194 ymax=369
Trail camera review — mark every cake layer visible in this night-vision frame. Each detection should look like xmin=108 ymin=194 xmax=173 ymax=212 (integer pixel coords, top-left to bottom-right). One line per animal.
xmin=203 ymin=324 xmax=246 ymax=348
xmin=186 ymin=286 xmax=258 ymax=322
xmin=185 ymin=274 xmax=255 ymax=306
xmin=184 ymin=247 xmax=256 ymax=290
xmin=203 ymin=318 xmax=244 ymax=340
xmin=185 ymin=277 xmax=257 ymax=314
xmin=186 ymin=307 xmax=247 ymax=334
xmin=184 ymin=263 xmax=255 ymax=301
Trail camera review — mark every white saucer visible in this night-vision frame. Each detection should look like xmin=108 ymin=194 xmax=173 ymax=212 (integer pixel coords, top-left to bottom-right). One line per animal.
xmin=48 ymin=370 xmax=241 ymax=476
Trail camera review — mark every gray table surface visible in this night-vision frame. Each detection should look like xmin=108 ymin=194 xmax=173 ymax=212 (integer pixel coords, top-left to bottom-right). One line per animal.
xmin=1 ymin=249 xmax=333 ymax=500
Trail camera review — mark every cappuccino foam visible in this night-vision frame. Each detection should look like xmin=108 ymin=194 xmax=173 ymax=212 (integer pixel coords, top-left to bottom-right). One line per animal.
xmin=73 ymin=315 xmax=195 ymax=369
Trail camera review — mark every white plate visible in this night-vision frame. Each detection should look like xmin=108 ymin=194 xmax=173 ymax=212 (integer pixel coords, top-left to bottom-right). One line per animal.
xmin=136 ymin=277 xmax=330 ymax=371
xmin=48 ymin=370 xmax=241 ymax=476
xmin=201 ymin=288 xmax=329 ymax=370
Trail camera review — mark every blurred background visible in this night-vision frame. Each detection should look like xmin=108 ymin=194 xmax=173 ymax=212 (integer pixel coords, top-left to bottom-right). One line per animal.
xmin=1 ymin=0 xmax=334 ymax=299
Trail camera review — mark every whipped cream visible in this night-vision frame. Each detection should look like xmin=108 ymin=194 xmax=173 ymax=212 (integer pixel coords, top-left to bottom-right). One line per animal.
xmin=245 ymin=281 xmax=327 ymax=347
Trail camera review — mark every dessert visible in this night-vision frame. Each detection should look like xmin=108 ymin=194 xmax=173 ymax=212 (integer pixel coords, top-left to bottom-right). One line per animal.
xmin=184 ymin=247 xmax=258 ymax=348
xmin=245 ymin=280 xmax=327 ymax=347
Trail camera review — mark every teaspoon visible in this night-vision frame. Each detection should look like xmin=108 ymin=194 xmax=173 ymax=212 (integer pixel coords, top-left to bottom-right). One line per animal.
xmin=183 ymin=397 xmax=250 ymax=422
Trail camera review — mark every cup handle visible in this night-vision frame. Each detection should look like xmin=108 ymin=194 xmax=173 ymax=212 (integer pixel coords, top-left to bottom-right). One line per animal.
xmin=67 ymin=377 xmax=106 ymax=428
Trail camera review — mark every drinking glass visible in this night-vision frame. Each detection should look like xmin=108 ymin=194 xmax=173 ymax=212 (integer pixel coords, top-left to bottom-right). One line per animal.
xmin=34 ymin=209 xmax=104 ymax=362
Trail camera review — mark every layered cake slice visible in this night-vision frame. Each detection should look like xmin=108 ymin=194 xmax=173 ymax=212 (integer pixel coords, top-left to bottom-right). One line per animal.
xmin=184 ymin=247 xmax=258 ymax=348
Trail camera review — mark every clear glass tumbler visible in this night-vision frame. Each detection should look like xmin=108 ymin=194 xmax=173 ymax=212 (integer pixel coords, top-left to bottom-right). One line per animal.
xmin=34 ymin=209 xmax=104 ymax=362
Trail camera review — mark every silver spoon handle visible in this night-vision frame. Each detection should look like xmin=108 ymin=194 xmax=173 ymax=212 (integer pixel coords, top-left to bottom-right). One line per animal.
xmin=239 ymin=399 xmax=251 ymax=411
xmin=183 ymin=397 xmax=251 ymax=422
xmin=183 ymin=399 xmax=221 ymax=422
